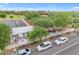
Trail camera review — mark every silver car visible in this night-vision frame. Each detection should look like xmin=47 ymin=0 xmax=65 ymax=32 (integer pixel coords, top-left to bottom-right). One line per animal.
xmin=15 ymin=48 xmax=32 ymax=55
xmin=37 ymin=41 xmax=52 ymax=52
xmin=54 ymin=37 xmax=68 ymax=45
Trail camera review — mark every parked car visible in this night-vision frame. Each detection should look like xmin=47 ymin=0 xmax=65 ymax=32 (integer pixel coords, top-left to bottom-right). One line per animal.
xmin=37 ymin=41 xmax=52 ymax=52
xmin=53 ymin=37 xmax=68 ymax=45
xmin=48 ymin=27 xmax=62 ymax=32
xmin=15 ymin=48 xmax=32 ymax=55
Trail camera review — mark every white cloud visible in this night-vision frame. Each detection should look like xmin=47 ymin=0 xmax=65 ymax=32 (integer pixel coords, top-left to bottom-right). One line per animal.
xmin=0 ymin=3 xmax=9 ymax=7
xmin=69 ymin=7 xmax=79 ymax=11
xmin=4 ymin=3 xmax=9 ymax=4
xmin=0 ymin=5 xmax=4 ymax=7
xmin=73 ymin=7 xmax=79 ymax=8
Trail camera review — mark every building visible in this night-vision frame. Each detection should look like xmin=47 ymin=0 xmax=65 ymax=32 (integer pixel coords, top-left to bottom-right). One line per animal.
xmin=2 ymin=19 xmax=33 ymax=44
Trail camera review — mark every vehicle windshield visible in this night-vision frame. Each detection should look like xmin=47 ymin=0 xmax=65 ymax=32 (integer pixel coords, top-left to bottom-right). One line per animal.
xmin=40 ymin=43 xmax=44 ymax=47
xmin=62 ymin=39 xmax=66 ymax=41
xmin=26 ymin=49 xmax=29 ymax=51
xmin=18 ymin=49 xmax=28 ymax=55
xmin=58 ymin=38 xmax=66 ymax=41
xmin=40 ymin=43 xmax=50 ymax=47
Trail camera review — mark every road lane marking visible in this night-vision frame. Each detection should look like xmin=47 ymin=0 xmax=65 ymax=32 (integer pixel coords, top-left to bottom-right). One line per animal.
xmin=53 ymin=41 xmax=79 ymax=55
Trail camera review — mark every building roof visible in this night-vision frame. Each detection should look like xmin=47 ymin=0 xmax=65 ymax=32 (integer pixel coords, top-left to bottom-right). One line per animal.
xmin=2 ymin=20 xmax=27 ymax=28
xmin=12 ymin=26 xmax=33 ymax=35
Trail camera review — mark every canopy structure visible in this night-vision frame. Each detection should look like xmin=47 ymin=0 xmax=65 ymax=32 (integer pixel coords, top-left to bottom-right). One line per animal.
xmin=12 ymin=26 xmax=33 ymax=35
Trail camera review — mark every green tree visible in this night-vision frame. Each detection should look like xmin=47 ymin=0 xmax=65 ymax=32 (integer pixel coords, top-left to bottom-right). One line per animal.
xmin=54 ymin=12 xmax=69 ymax=29
xmin=24 ymin=11 xmax=40 ymax=20
xmin=0 ymin=23 xmax=11 ymax=51
xmin=53 ymin=12 xmax=69 ymax=35
xmin=69 ymin=12 xmax=79 ymax=28
xmin=10 ymin=15 xmax=13 ymax=18
xmin=0 ymin=13 xmax=6 ymax=18
xmin=32 ymin=17 xmax=54 ymax=28
xmin=27 ymin=27 xmax=48 ymax=43
xmin=48 ymin=11 xmax=56 ymax=19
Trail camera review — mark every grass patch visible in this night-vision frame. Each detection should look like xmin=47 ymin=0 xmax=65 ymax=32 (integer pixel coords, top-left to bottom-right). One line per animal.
xmin=0 ymin=14 xmax=24 ymax=21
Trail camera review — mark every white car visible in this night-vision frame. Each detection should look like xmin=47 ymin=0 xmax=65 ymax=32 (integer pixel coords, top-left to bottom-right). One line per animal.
xmin=15 ymin=48 xmax=32 ymax=55
xmin=37 ymin=41 xmax=52 ymax=52
xmin=54 ymin=37 xmax=68 ymax=45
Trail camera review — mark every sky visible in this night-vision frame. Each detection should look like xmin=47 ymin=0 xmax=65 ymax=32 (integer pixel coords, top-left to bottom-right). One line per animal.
xmin=0 ymin=3 xmax=79 ymax=11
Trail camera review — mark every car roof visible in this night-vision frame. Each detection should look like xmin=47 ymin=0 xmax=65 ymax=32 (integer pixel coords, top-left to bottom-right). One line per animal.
xmin=60 ymin=37 xmax=67 ymax=40
xmin=18 ymin=49 xmax=26 ymax=54
xmin=43 ymin=41 xmax=51 ymax=44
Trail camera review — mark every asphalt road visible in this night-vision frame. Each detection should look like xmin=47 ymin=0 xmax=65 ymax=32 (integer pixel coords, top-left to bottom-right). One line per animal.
xmin=32 ymin=33 xmax=79 ymax=55
xmin=57 ymin=43 xmax=79 ymax=55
